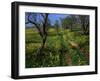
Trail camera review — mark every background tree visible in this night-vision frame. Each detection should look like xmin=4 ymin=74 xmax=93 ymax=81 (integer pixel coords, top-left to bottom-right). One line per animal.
xmin=78 ymin=15 xmax=89 ymax=35
xmin=61 ymin=15 xmax=77 ymax=31
xmin=54 ymin=20 xmax=60 ymax=33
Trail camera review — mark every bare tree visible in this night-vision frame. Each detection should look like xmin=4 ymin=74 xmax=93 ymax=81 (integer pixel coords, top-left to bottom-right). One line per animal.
xmin=25 ymin=13 xmax=49 ymax=57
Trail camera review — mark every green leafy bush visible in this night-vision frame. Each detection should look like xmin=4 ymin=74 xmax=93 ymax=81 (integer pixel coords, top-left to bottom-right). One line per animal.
xmin=25 ymin=28 xmax=89 ymax=68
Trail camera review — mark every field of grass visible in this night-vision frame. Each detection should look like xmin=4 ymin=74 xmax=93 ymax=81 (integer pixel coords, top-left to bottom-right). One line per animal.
xmin=25 ymin=27 xmax=89 ymax=68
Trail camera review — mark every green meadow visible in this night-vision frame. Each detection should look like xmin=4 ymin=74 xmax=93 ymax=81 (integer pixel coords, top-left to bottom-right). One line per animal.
xmin=25 ymin=27 xmax=89 ymax=68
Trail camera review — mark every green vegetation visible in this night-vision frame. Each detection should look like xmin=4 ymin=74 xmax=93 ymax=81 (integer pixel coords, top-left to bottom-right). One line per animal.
xmin=25 ymin=13 xmax=89 ymax=68
xmin=25 ymin=28 xmax=89 ymax=68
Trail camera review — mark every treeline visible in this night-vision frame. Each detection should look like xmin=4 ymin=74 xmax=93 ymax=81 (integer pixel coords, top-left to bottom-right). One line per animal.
xmin=53 ymin=15 xmax=89 ymax=35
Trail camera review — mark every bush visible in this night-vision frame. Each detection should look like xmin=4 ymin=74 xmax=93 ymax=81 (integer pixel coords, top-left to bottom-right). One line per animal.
xmin=25 ymin=28 xmax=89 ymax=68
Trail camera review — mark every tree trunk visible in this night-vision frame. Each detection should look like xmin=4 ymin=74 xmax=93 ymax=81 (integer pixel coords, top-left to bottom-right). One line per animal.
xmin=35 ymin=34 xmax=47 ymax=66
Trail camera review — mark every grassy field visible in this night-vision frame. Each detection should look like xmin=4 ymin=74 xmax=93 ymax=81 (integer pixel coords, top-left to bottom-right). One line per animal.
xmin=25 ymin=27 xmax=89 ymax=68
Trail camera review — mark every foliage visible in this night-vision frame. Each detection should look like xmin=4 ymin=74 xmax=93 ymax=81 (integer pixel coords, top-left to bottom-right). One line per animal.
xmin=25 ymin=12 xmax=89 ymax=68
xmin=25 ymin=27 xmax=89 ymax=68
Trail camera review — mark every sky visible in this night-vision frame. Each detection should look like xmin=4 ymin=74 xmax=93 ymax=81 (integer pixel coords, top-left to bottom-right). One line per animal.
xmin=48 ymin=14 xmax=68 ymax=25
xmin=25 ymin=12 xmax=68 ymax=27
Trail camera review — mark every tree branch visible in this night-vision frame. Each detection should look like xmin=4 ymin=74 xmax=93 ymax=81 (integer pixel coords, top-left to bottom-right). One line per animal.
xmin=42 ymin=13 xmax=49 ymax=35
xmin=27 ymin=13 xmax=43 ymax=37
